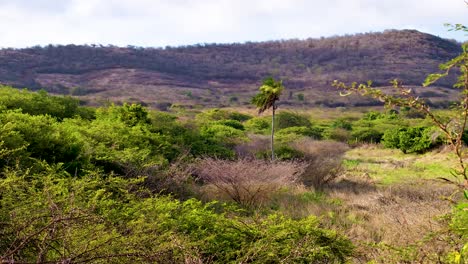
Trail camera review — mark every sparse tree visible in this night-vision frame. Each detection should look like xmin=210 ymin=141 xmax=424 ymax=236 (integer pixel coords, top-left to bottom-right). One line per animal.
xmin=252 ymin=77 xmax=284 ymax=160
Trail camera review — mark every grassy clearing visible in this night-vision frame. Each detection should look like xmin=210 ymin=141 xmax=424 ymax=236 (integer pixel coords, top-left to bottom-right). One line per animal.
xmin=255 ymin=144 xmax=461 ymax=263
xmin=317 ymin=144 xmax=463 ymax=263
xmin=343 ymin=144 xmax=458 ymax=185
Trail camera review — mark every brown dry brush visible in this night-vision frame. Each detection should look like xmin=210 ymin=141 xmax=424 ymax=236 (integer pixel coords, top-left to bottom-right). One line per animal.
xmin=195 ymin=158 xmax=305 ymax=208
xmin=234 ymin=134 xmax=270 ymax=158
xmin=144 ymin=151 xmax=196 ymax=199
xmin=290 ymin=138 xmax=349 ymax=190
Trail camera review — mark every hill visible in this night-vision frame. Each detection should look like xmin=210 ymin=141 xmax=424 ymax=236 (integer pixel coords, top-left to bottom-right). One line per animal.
xmin=0 ymin=29 xmax=463 ymax=108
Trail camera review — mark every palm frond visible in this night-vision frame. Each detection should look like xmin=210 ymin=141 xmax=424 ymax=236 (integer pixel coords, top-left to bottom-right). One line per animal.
xmin=252 ymin=78 xmax=283 ymax=114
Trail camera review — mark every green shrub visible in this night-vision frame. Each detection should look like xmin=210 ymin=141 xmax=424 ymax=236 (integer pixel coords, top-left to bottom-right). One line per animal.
xmin=0 ymin=86 xmax=94 ymax=120
xmin=274 ymin=145 xmax=304 ymax=160
xmin=276 ymin=126 xmax=323 ymax=144
xmin=228 ymin=111 xmax=252 ymax=122
xmin=382 ymin=126 xmax=441 ymax=153
xmin=200 ymin=124 xmax=246 ymax=144
xmin=276 ymin=111 xmax=312 ymax=129
xmin=244 ymin=116 xmax=271 ymax=134
xmin=213 ymin=119 xmax=245 ymax=130
xmin=461 ymin=131 xmax=468 ymax=146
xmin=400 ymin=107 xmax=426 ymax=119
xmin=324 ymin=127 xmax=352 ymax=143
xmin=451 ymin=201 xmax=468 ymax=239
xmin=277 ymin=126 xmax=322 ymax=138
xmin=351 ymin=128 xmax=383 ymax=143
xmin=362 ymin=111 xmax=385 ymax=121
xmin=0 ymin=167 xmax=354 ymax=263
xmin=331 ymin=118 xmax=352 ymax=131
xmin=96 ymin=103 xmax=150 ymax=127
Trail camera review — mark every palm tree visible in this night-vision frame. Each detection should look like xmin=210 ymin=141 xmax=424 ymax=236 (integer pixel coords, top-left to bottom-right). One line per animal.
xmin=252 ymin=77 xmax=284 ymax=160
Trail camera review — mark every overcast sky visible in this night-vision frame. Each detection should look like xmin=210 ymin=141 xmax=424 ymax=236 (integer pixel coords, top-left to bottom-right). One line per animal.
xmin=0 ymin=0 xmax=467 ymax=48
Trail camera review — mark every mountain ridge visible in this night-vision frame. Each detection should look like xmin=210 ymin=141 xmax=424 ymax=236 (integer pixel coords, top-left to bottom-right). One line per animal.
xmin=0 ymin=29 xmax=463 ymax=108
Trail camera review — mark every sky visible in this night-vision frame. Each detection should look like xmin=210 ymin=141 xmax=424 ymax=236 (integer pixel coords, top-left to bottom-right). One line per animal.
xmin=0 ymin=0 xmax=467 ymax=48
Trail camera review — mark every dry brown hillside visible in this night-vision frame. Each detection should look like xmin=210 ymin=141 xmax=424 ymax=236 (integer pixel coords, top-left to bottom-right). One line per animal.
xmin=0 ymin=29 xmax=462 ymax=109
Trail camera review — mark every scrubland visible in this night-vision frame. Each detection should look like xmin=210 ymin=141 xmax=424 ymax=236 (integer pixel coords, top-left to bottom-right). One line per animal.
xmin=0 ymin=87 xmax=466 ymax=263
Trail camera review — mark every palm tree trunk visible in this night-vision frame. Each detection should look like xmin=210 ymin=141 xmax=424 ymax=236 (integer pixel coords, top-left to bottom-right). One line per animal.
xmin=271 ymin=102 xmax=276 ymax=161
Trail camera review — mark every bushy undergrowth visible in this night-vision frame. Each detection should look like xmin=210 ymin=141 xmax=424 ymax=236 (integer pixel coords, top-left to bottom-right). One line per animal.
xmin=0 ymin=166 xmax=353 ymax=263
xmin=0 ymin=85 xmax=355 ymax=263
xmin=2 ymin=86 xmax=466 ymax=263
xmin=382 ymin=126 xmax=442 ymax=153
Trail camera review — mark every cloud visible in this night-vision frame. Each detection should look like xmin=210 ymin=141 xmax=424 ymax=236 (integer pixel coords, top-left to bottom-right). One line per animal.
xmin=0 ymin=0 xmax=466 ymax=48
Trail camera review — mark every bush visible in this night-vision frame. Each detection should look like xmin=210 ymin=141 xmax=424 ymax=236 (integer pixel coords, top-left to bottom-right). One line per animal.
xmin=244 ymin=116 xmax=270 ymax=134
xmin=276 ymin=111 xmax=312 ymax=129
xmin=144 ymin=154 xmax=196 ymax=200
xmin=276 ymin=126 xmax=323 ymax=144
xmin=200 ymin=124 xmax=246 ymax=147
xmin=235 ymin=134 xmax=270 ymax=158
xmin=447 ymin=201 xmax=468 ymax=263
xmin=382 ymin=126 xmax=441 ymax=153
xmin=290 ymin=139 xmax=349 ymax=189
xmin=277 ymin=126 xmax=322 ymax=139
xmin=363 ymin=111 xmax=385 ymax=121
xmin=331 ymin=118 xmax=352 ymax=130
xmin=196 ymin=158 xmax=305 ymax=208
xmin=351 ymin=128 xmax=384 ymax=143
xmin=274 ymin=145 xmax=304 ymax=160
xmin=0 ymin=167 xmax=354 ymax=263
xmin=0 ymin=86 xmax=94 ymax=120
xmin=213 ymin=119 xmax=245 ymax=130
xmin=324 ymin=127 xmax=352 ymax=143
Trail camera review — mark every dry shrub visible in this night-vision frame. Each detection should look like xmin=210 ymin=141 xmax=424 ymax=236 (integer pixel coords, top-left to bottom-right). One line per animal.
xmin=325 ymin=179 xmax=458 ymax=263
xmin=145 ymin=154 xmax=196 ymax=199
xmin=196 ymin=158 xmax=305 ymax=208
xmin=291 ymin=138 xmax=349 ymax=189
xmin=234 ymin=134 xmax=270 ymax=158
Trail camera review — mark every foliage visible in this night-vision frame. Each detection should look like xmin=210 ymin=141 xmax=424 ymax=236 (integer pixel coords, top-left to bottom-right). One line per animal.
xmin=252 ymin=77 xmax=284 ymax=114
xmin=252 ymin=77 xmax=284 ymax=160
xmin=200 ymin=124 xmax=246 ymax=146
xmin=0 ymin=86 xmax=94 ymax=120
xmin=382 ymin=126 xmax=440 ymax=153
xmin=362 ymin=111 xmax=385 ymax=121
xmin=244 ymin=116 xmax=271 ymax=134
xmin=450 ymin=202 xmax=468 ymax=239
xmin=0 ymin=166 xmax=353 ymax=263
xmin=276 ymin=126 xmax=323 ymax=143
xmin=331 ymin=118 xmax=353 ymax=131
xmin=333 ymin=35 xmax=468 ymax=187
xmin=273 ymin=145 xmax=305 ymax=160
xmin=334 ymin=23 xmax=468 ymax=262
xmin=212 ymin=119 xmax=245 ymax=130
xmin=351 ymin=128 xmax=383 ymax=143
xmin=275 ymin=111 xmax=312 ymax=130
xmin=324 ymin=127 xmax=352 ymax=143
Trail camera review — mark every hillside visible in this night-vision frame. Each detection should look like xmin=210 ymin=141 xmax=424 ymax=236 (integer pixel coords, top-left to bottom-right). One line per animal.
xmin=0 ymin=29 xmax=463 ymax=108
